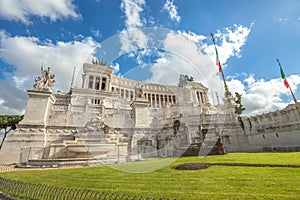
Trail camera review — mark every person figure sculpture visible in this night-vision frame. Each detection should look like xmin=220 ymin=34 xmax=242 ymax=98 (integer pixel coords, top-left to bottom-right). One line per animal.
xmin=33 ymin=65 xmax=56 ymax=92
xmin=135 ymin=85 xmax=144 ymax=100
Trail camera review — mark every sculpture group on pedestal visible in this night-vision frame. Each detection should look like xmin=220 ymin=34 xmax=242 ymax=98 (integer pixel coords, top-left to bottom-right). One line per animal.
xmin=178 ymin=74 xmax=194 ymax=87
xmin=135 ymin=85 xmax=144 ymax=100
xmin=33 ymin=65 xmax=56 ymax=92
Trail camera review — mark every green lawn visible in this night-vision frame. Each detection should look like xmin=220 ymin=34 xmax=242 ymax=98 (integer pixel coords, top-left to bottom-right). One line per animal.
xmin=1 ymin=152 xmax=300 ymax=200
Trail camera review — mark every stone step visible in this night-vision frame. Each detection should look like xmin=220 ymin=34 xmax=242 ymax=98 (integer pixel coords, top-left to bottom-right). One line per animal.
xmin=76 ymin=139 xmax=108 ymax=143
xmin=63 ymin=139 xmax=78 ymax=144
xmin=23 ymin=155 xmax=128 ymax=167
xmin=23 ymin=158 xmax=102 ymax=167
xmin=199 ymin=137 xmax=225 ymax=156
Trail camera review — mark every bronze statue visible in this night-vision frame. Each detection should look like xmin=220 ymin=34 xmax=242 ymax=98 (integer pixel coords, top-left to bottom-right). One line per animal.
xmin=234 ymin=92 xmax=245 ymax=115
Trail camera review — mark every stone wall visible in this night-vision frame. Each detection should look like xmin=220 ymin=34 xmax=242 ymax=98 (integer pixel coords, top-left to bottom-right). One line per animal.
xmin=222 ymin=103 xmax=300 ymax=152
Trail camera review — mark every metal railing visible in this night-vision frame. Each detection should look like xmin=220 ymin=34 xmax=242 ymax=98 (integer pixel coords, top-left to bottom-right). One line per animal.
xmin=0 ymin=177 xmax=168 ymax=200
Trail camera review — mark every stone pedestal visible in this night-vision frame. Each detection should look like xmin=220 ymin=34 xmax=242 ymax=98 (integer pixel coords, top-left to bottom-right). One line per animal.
xmin=131 ymin=99 xmax=151 ymax=128
xmin=20 ymin=90 xmax=56 ymax=126
xmin=0 ymin=90 xmax=56 ymax=164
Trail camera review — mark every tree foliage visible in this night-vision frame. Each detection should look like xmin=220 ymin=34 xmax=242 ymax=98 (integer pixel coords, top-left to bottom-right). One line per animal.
xmin=0 ymin=115 xmax=23 ymax=149
xmin=0 ymin=115 xmax=23 ymax=130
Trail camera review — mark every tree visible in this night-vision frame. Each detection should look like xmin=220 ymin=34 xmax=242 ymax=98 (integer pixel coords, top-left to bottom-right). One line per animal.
xmin=0 ymin=115 xmax=23 ymax=149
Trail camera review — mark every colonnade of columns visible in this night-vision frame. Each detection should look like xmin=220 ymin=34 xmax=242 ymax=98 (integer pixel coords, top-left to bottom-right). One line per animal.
xmin=85 ymin=75 xmax=109 ymax=91
xmin=196 ymin=91 xmax=208 ymax=104
xmin=110 ymin=86 xmax=177 ymax=108
xmin=144 ymin=93 xmax=176 ymax=108
xmin=111 ymin=87 xmax=134 ymax=101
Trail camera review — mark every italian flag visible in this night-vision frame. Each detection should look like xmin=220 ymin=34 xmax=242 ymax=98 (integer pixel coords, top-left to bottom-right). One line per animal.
xmin=280 ymin=66 xmax=289 ymax=88
xmin=214 ymin=46 xmax=223 ymax=72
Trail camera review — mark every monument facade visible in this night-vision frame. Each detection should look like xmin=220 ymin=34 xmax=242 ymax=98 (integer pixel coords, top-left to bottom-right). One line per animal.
xmin=0 ymin=60 xmax=299 ymax=165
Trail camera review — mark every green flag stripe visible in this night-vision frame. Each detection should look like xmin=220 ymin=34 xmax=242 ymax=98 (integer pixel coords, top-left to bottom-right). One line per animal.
xmin=280 ymin=67 xmax=286 ymax=79
xmin=214 ymin=46 xmax=218 ymax=56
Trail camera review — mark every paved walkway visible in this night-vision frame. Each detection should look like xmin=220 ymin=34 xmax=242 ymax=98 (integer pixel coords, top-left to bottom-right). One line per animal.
xmin=0 ymin=165 xmax=84 ymax=173
xmin=0 ymin=192 xmax=22 ymax=200
xmin=0 ymin=165 xmax=15 ymax=173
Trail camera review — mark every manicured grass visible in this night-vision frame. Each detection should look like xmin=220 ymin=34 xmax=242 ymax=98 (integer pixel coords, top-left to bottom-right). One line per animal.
xmin=175 ymin=152 xmax=300 ymax=165
xmin=1 ymin=152 xmax=300 ymax=199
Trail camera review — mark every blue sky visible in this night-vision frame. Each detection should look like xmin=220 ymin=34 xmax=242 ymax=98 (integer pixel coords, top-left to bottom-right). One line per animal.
xmin=0 ymin=0 xmax=299 ymax=116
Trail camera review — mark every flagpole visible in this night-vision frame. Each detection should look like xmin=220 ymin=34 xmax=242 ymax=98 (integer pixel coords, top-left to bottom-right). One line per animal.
xmin=210 ymin=33 xmax=231 ymax=98
xmin=221 ymin=69 xmax=231 ymax=98
xmin=288 ymin=86 xmax=297 ymax=104
xmin=276 ymin=59 xmax=297 ymax=104
xmin=70 ymin=67 xmax=76 ymax=92
xmin=210 ymin=33 xmax=228 ymax=154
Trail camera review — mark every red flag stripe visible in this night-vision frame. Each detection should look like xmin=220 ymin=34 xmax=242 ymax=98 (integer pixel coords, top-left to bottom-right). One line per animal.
xmin=217 ymin=61 xmax=222 ymax=72
xmin=284 ymin=79 xmax=289 ymax=88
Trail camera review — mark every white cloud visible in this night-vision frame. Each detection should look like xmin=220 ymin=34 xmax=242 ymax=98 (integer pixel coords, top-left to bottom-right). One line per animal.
xmin=147 ymin=25 xmax=252 ymax=98
xmin=90 ymin=28 xmax=101 ymax=38
xmin=0 ymin=30 xmax=100 ymax=114
xmin=163 ymin=0 xmax=181 ymax=23
xmin=120 ymin=0 xmax=146 ymax=28
xmin=119 ymin=28 xmax=148 ymax=54
xmin=12 ymin=76 xmax=28 ymax=89
xmin=147 ymin=30 xmax=223 ymax=100
xmin=109 ymin=62 xmax=120 ymax=73
xmin=203 ymin=24 xmax=252 ymax=69
xmin=244 ymin=73 xmax=255 ymax=85
xmin=227 ymin=74 xmax=300 ymax=116
xmin=0 ymin=0 xmax=80 ymax=25
xmin=178 ymin=30 xmax=206 ymax=44
xmin=0 ymin=30 xmax=100 ymax=90
xmin=119 ymin=0 xmax=148 ymax=55
xmin=0 ymin=79 xmax=28 ymax=115
xmin=227 ymin=79 xmax=245 ymax=95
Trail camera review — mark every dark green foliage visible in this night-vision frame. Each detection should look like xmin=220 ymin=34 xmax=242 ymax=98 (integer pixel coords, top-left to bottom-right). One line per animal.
xmin=0 ymin=115 xmax=23 ymax=130
xmin=0 ymin=115 xmax=23 ymax=149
